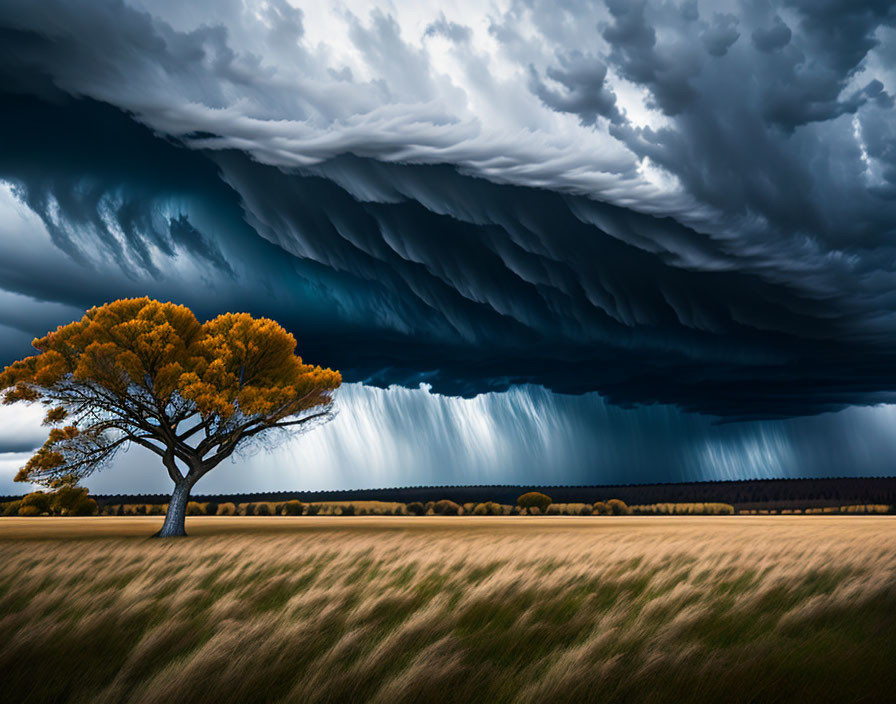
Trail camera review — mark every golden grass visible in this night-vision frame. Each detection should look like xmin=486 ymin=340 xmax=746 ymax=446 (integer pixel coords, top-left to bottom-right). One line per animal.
xmin=1 ymin=516 xmax=895 ymax=703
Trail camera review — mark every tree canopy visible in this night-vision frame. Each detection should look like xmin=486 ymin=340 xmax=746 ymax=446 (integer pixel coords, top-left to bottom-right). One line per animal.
xmin=0 ymin=298 xmax=341 ymax=535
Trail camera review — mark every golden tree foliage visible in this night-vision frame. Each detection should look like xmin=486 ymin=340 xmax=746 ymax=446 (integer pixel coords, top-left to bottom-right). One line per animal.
xmin=0 ymin=298 xmax=341 ymax=492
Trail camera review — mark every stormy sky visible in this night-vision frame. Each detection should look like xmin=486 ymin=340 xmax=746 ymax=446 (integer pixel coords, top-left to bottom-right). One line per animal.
xmin=1 ymin=0 xmax=895 ymax=494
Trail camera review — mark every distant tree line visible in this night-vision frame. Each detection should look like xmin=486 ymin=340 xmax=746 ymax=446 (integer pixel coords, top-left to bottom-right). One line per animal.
xmin=22 ymin=476 xmax=891 ymax=512
xmin=6 ymin=488 xmax=892 ymax=518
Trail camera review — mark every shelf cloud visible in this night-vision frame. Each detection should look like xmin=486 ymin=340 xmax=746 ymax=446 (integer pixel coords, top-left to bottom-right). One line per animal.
xmin=1 ymin=0 xmax=895 ymax=461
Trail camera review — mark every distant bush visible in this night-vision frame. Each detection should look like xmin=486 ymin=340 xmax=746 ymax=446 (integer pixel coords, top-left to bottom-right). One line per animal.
xmin=473 ymin=501 xmax=502 ymax=516
xmin=22 ymin=491 xmax=52 ymax=515
xmin=406 ymin=502 xmax=425 ymax=516
xmin=607 ymin=499 xmax=630 ymax=515
xmin=306 ymin=504 xmax=321 ymax=516
xmin=204 ymin=502 xmax=219 ymax=517
xmin=51 ymin=485 xmax=94 ymax=516
xmin=518 ymin=492 xmax=552 ymax=513
xmin=433 ymin=500 xmax=461 ymax=516
xmin=147 ymin=504 xmax=165 ymax=516
xmin=340 ymin=504 xmax=356 ymax=516
xmin=255 ymin=503 xmax=272 ymax=516
xmin=17 ymin=505 xmax=41 ymax=517
xmin=592 ymin=501 xmax=609 ymax=515
xmin=542 ymin=502 xmax=593 ymax=516
xmin=186 ymin=502 xmax=205 ymax=516
xmin=527 ymin=506 xmax=542 ymax=516
xmin=72 ymin=498 xmax=98 ymax=516
xmin=243 ymin=503 xmax=257 ymax=516
xmin=841 ymin=504 xmax=891 ymax=514
xmin=2 ymin=500 xmax=22 ymax=517
xmin=630 ymin=502 xmax=735 ymax=516
xmin=281 ymin=500 xmax=304 ymax=516
xmin=216 ymin=502 xmax=237 ymax=516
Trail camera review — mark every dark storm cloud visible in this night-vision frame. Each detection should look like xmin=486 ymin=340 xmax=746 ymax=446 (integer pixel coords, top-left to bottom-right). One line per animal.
xmin=600 ymin=0 xmax=701 ymax=115
xmin=529 ymin=52 xmax=623 ymax=125
xmin=701 ymin=14 xmax=740 ymax=57
xmin=751 ymin=16 xmax=792 ymax=52
xmin=0 ymin=0 xmax=895 ymax=421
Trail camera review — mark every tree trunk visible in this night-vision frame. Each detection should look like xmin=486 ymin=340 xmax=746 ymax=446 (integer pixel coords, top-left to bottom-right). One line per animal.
xmin=155 ymin=480 xmax=192 ymax=538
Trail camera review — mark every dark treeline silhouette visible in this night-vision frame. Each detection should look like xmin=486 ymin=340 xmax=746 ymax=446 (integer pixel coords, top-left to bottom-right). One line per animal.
xmin=7 ymin=476 xmax=892 ymax=512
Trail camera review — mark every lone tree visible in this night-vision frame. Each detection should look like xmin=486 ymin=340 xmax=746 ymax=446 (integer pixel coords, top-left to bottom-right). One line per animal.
xmin=0 ymin=298 xmax=341 ymax=537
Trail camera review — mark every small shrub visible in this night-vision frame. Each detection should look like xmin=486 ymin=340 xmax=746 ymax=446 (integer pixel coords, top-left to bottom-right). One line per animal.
xmin=204 ymin=502 xmax=219 ymax=516
xmin=147 ymin=504 xmax=165 ymax=516
xmin=593 ymin=501 xmax=609 ymax=515
xmin=3 ymin=500 xmax=23 ymax=517
xmin=433 ymin=500 xmax=461 ymax=515
xmin=579 ymin=505 xmax=593 ymax=516
xmin=51 ymin=486 xmax=92 ymax=516
xmin=558 ymin=503 xmax=585 ymax=515
xmin=340 ymin=504 xmax=356 ymax=516
xmin=22 ymin=491 xmax=52 ymax=515
xmin=518 ymin=492 xmax=552 ymax=513
xmin=71 ymin=498 xmax=98 ymax=516
xmin=244 ymin=503 xmax=257 ymax=516
xmin=186 ymin=501 xmax=205 ymax=516
xmin=18 ymin=505 xmax=41 ymax=517
xmin=527 ymin=506 xmax=542 ymax=516
xmin=607 ymin=499 xmax=630 ymax=515
xmin=473 ymin=501 xmax=503 ymax=516
xmin=406 ymin=502 xmax=425 ymax=516
xmin=546 ymin=504 xmax=562 ymax=515
xmin=216 ymin=502 xmax=237 ymax=516
xmin=255 ymin=503 xmax=272 ymax=516
xmin=281 ymin=500 xmax=304 ymax=516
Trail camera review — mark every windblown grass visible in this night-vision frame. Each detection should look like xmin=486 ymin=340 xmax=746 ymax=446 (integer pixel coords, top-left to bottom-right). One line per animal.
xmin=1 ymin=516 xmax=894 ymax=703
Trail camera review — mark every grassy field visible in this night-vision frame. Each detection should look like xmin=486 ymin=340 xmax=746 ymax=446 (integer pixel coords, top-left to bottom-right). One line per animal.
xmin=1 ymin=516 xmax=895 ymax=703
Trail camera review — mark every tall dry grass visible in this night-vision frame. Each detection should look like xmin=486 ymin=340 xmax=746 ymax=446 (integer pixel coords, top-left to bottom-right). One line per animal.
xmin=1 ymin=516 xmax=895 ymax=703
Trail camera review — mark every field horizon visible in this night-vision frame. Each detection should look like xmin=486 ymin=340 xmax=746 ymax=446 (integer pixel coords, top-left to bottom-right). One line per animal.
xmin=2 ymin=513 xmax=894 ymax=537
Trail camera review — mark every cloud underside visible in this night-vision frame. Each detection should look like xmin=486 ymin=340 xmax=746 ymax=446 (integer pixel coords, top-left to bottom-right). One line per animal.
xmin=0 ymin=0 xmax=895 ymax=421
